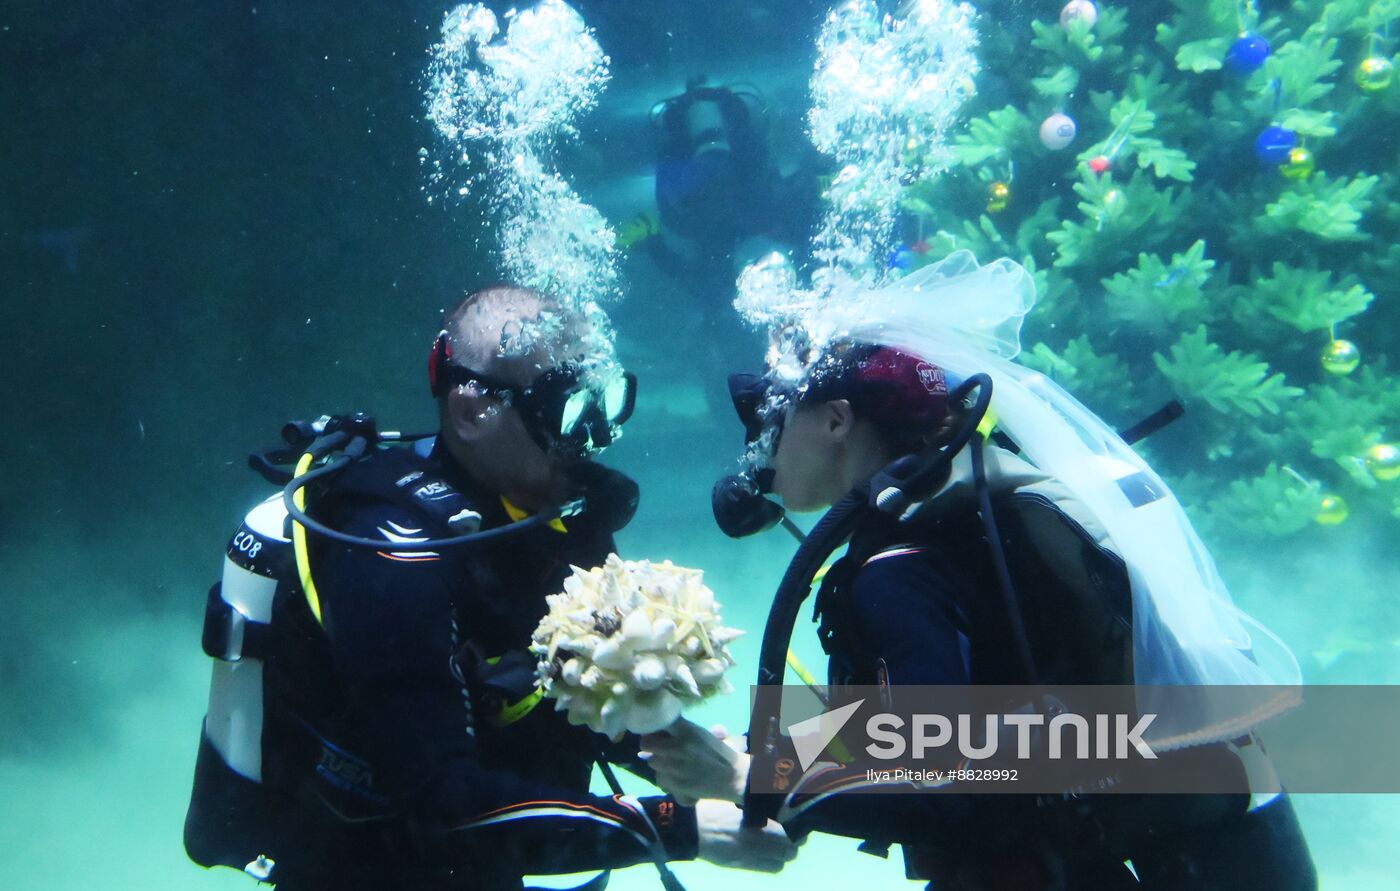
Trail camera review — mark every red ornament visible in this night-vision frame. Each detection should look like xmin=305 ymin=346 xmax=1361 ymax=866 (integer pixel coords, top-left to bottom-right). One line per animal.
xmin=909 ymin=240 xmax=931 ymax=255
xmin=1088 ymin=155 xmax=1111 ymax=174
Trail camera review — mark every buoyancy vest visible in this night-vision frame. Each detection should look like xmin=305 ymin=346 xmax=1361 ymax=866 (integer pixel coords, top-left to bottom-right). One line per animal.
xmin=808 ymin=445 xmax=1301 ymax=889
xmin=815 ymin=444 xmax=1135 ymax=689
xmin=184 ymin=439 xmax=636 ymax=883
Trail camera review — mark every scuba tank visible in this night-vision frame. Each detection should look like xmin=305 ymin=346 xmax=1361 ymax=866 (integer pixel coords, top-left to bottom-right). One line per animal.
xmin=203 ymin=496 xmax=288 ymax=782
xmin=185 ymin=494 xmax=290 ymax=881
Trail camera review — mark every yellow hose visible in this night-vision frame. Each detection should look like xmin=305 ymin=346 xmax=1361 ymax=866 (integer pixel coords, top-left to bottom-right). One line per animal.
xmin=290 ymin=452 xmax=324 ymax=626
xmin=783 ymin=560 xmax=837 ymax=689
xmin=785 ymin=649 xmax=820 ymax=688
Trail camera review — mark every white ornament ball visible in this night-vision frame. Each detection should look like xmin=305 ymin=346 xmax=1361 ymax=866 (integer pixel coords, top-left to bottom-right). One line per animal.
xmin=1060 ymin=0 xmax=1098 ymax=29
xmin=1040 ymin=112 xmax=1077 ymax=150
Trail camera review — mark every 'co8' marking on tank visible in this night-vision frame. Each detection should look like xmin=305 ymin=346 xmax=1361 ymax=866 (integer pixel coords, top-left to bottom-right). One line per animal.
xmin=232 ymin=531 xmax=262 ymax=560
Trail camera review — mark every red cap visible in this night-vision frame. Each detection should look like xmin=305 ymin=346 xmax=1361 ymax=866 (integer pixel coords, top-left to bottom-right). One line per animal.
xmin=852 ymin=347 xmax=949 ymax=426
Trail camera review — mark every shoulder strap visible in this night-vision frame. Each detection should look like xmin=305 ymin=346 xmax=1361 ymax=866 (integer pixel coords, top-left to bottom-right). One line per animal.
xmin=292 ymin=445 xmax=487 ymax=629
xmin=321 ymin=443 xmax=485 ymax=538
xmin=812 ymin=522 xmax=905 ymax=673
xmin=993 ymin=491 xmax=1134 ymax=684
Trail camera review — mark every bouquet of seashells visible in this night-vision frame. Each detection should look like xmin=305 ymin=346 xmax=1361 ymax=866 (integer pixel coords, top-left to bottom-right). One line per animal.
xmin=531 ymin=554 xmax=742 ymax=740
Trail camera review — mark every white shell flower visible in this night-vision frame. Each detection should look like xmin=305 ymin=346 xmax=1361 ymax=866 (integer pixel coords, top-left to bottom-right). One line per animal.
xmin=560 ymin=658 xmax=582 ymax=686
xmin=531 ymin=555 xmax=743 ymax=740
xmin=632 ymin=655 xmax=666 ymax=691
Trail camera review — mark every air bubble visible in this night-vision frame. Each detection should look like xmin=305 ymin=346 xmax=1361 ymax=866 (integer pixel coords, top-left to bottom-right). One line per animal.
xmin=422 ymin=0 xmax=620 ymax=372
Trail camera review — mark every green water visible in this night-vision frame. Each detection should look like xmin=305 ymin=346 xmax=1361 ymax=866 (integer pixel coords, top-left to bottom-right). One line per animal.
xmin=3 ymin=1 xmax=1397 ymax=888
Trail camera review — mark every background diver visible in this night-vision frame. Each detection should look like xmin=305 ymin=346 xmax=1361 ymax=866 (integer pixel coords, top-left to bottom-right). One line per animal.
xmin=618 ymin=80 xmax=830 ymax=328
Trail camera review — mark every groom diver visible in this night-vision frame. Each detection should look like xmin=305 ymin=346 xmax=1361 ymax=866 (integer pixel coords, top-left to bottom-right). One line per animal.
xmin=185 ymin=285 xmax=796 ymax=889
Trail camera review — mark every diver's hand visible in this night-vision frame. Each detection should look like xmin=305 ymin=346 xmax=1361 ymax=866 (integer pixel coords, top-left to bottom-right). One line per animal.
xmin=694 ymin=799 xmax=797 ymax=873
xmin=641 ymin=718 xmax=749 ymax=805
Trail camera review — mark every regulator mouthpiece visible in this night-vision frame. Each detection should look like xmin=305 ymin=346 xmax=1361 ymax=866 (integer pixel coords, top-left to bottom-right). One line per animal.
xmin=712 ymin=472 xmax=784 ymax=539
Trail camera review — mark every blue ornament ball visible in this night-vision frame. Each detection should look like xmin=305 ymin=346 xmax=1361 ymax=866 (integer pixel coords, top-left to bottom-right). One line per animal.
xmin=1255 ymin=126 xmax=1297 ymax=165
xmin=887 ymin=246 xmax=914 ymax=270
xmin=1225 ymin=34 xmax=1271 ymax=74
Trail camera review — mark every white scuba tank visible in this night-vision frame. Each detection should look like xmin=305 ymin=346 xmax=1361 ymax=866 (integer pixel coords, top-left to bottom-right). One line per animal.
xmin=203 ymin=493 xmax=291 ymax=782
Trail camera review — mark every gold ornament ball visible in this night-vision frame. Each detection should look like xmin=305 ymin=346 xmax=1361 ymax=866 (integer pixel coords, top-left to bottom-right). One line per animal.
xmin=1364 ymin=443 xmax=1400 ymax=482
xmin=986 ymin=181 xmax=1011 ymax=213
xmin=1320 ymin=339 xmax=1360 ymax=375
xmin=1315 ymin=494 xmax=1349 ymax=526
xmin=900 ymin=137 xmax=924 ymax=166
xmin=1280 ymin=147 xmax=1315 ymax=181
xmin=1355 ymin=56 xmax=1394 ymax=93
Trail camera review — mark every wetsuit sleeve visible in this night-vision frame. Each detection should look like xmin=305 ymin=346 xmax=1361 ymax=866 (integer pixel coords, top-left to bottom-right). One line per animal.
xmin=778 ymin=550 xmax=983 ymax=845
xmin=316 ymin=504 xmax=698 ymax=875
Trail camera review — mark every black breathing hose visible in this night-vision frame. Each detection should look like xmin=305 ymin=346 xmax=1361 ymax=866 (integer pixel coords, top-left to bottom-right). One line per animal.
xmin=742 ymin=482 xmax=870 ymax=827
xmin=969 ymin=433 xmax=1041 ymax=686
xmin=755 ymin=483 xmax=871 ymax=688
xmin=279 ymin=434 xmax=578 ymax=552
xmin=595 ymin=756 xmax=686 ymax=891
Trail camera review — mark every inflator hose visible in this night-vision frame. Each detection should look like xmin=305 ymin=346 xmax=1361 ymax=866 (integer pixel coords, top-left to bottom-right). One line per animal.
xmin=281 ymin=456 xmax=575 ymax=552
xmin=742 ymin=483 xmax=870 ymax=827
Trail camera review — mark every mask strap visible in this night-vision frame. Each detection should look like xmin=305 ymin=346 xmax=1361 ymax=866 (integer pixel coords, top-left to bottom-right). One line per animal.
xmin=428 ymin=330 xmax=452 ymax=398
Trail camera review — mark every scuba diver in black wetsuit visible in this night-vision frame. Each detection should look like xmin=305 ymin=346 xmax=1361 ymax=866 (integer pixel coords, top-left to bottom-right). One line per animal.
xmin=642 ymin=337 xmax=1319 ymax=889
xmin=183 ymin=285 xmax=795 ymax=890
xmin=619 ymin=81 xmax=829 ymax=322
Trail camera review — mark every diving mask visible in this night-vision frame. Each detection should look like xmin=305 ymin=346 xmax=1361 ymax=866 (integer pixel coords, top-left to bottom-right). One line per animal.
xmin=712 ymin=372 xmax=788 ymax=539
xmin=430 ymin=331 xmax=637 ymax=459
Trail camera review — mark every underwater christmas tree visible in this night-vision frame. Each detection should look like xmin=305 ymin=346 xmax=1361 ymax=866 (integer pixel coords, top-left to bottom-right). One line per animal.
xmin=898 ymin=0 xmax=1400 ymax=540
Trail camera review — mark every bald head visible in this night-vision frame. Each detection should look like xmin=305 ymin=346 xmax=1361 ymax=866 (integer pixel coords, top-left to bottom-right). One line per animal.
xmin=443 ymin=284 xmax=588 ymax=386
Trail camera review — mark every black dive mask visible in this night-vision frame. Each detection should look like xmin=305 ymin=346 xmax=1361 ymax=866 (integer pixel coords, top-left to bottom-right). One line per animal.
xmin=713 ymin=372 xmax=787 ymax=538
xmin=729 ymin=372 xmax=774 ymax=445
xmin=431 ymin=335 xmax=637 ymax=460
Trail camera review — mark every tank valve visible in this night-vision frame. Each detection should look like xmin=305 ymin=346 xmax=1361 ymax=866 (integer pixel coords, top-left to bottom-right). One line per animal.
xmin=244 ymin=854 xmax=276 ymax=882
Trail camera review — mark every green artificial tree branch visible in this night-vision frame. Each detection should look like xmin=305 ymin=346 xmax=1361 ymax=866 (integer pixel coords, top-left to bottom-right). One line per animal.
xmin=1205 ymin=463 xmax=1324 ymax=537
xmin=1103 ymin=239 xmax=1216 ymax=328
xmin=1031 ymin=4 xmax=1128 ymax=67
xmin=1047 ymin=170 xmax=1186 ymax=269
xmin=1153 ymin=325 xmax=1303 ymax=418
xmin=1243 ymin=262 xmax=1375 ymax=333
xmin=1261 ymin=172 xmax=1379 ymax=240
